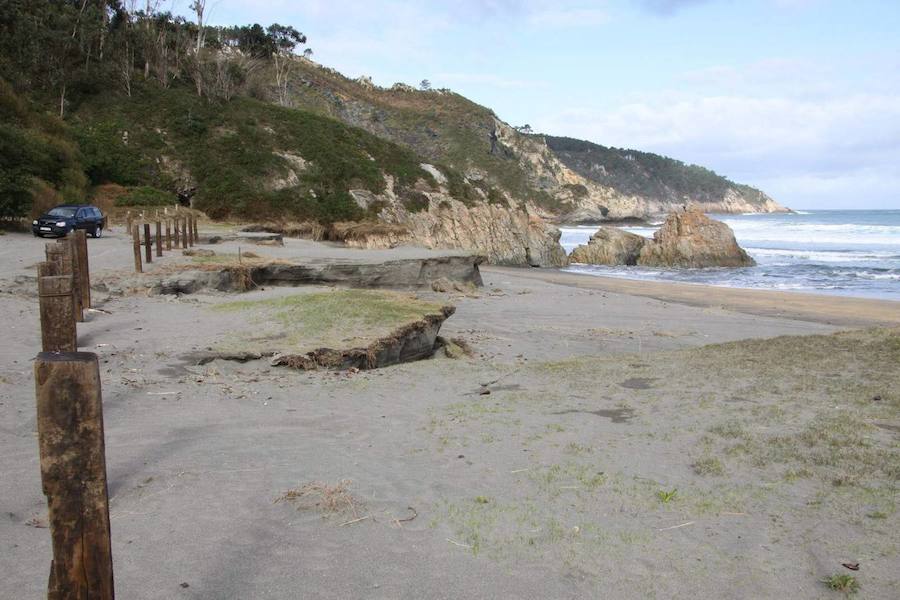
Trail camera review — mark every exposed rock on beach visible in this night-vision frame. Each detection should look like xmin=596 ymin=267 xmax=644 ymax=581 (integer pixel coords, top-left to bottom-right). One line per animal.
xmin=638 ymin=210 xmax=756 ymax=268
xmin=569 ymin=227 xmax=646 ymax=266
xmin=569 ymin=210 xmax=756 ymax=268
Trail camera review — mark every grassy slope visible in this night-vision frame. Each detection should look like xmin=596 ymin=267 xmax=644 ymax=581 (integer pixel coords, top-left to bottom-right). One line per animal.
xmin=0 ymin=79 xmax=87 ymax=217
xmin=282 ymin=62 xmax=550 ymax=205
xmin=70 ymin=82 xmax=436 ymax=222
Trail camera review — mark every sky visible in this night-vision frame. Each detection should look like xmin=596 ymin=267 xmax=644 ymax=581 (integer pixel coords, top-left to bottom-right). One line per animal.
xmin=177 ymin=0 xmax=900 ymax=209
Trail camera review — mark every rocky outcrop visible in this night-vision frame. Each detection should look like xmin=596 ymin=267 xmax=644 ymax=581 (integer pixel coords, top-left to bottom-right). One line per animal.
xmin=380 ymin=197 xmax=567 ymax=267
xmin=151 ymin=255 xmax=485 ymax=295
xmin=637 ymin=210 xmax=756 ymax=268
xmin=569 ymin=227 xmax=646 ymax=265
xmin=342 ymin=172 xmax=568 ymax=267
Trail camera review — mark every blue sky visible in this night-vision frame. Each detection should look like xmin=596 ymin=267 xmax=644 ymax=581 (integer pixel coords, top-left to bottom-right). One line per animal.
xmin=181 ymin=0 xmax=900 ymax=209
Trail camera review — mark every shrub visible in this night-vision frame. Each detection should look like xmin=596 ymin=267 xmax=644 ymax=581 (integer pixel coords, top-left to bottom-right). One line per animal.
xmin=115 ymin=186 xmax=177 ymax=207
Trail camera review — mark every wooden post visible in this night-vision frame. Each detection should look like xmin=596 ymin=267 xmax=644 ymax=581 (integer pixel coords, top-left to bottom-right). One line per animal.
xmin=143 ymin=223 xmax=152 ymax=264
xmin=55 ymin=239 xmax=83 ymax=323
xmin=45 ymin=244 xmax=70 ymax=276
xmin=38 ymin=275 xmax=77 ymax=353
xmin=132 ymin=225 xmax=142 ymax=273
xmin=192 ymin=216 xmax=199 ymax=244
xmin=34 ymin=352 xmax=115 ymax=600
xmin=155 ymin=221 xmax=163 ymax=257
xmin=125 ymin=211 xmax=132 ymax=234
xmin=181 ymin=218 xmax=188 ymax=250
xmin=165 ymin=220 xmax=172 ymax=251
xmin=38 ymin=261 xmax=59 ymax=277
xmin=73 ymin=229 xmax=90 ymax=310
xmin=173 ymin=218 xmax=180 ymax=247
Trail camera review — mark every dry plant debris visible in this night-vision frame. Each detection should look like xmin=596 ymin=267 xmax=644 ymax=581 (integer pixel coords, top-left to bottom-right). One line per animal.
xmin=275 ymin=479 xmax=363 ymax=517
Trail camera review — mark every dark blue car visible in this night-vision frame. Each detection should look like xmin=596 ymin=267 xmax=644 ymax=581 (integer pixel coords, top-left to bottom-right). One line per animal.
xmin=33 ymin=205 xmax=105 ymax=238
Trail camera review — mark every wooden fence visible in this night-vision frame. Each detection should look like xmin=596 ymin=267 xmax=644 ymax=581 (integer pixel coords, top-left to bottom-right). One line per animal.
xmin=35 ymin=229 xmax=114 ymax=598
xmin=122 ymin=206 xmax=200 ymax=273
xmin=31 ymin=206 xmax=210 ymax=597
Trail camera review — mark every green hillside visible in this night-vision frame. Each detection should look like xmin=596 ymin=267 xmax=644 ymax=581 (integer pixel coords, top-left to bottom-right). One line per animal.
xmin=544 ymin=136 xmax=762 ymax=206
xmin=72 ymin=82 xmax=436 ymax=221
xmin=278 ymin=62 xmax=553 ymax=206
xmin=0 ymin=79 xmax=86 ymax=219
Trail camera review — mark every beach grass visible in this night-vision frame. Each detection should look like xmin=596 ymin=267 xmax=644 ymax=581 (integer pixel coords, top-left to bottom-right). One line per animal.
xmin=212 ymin=289 xmax=446 ymax=352
xmin=427 ymin=327 xmax=900 ymax=578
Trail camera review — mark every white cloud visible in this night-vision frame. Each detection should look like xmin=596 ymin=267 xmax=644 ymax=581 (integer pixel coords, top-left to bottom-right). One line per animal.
xmin=536 ymin=90 xmax=900 ymax=208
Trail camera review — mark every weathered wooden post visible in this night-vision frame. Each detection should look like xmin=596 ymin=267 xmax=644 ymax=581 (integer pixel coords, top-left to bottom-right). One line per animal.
xmin=155 ymin=221 xmax=163 ymax=257
xmin=189 ymin=216 xmax=196 ymax=247
xmin=132 ymin=224 xmax=142 ymax=273
xmin=45 ymin=243 xmax=71 ymax=279
xmin=73 ymin=229 xmax=91 ymax=310
xmin=173 ymin=218 xmax=180 ymax=247
xmin=125 ymin=211 xmax=132 ymax=234
xmin=37 ymin=273 xmax=77 ymax=353
xmin=34 ymin=352 xmax=115 ymax=600
xmin=165 ymin=220 xmax=172 ymax=251
xmin=143 ymin=223 xmax=152 ymax=264
xmin=45 ymin=245 xmax=75 ymax=322
xmin=181 ymin=218 xmax=188 ymax=250
xmin=55 ymin=239 xmax=83 ymax=323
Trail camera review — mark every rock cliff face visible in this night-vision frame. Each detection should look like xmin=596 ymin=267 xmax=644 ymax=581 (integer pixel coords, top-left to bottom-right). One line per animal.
xmin=343 ymin=174 xmax=567 ymax=267
xmin=637 ymin=210 xmax=756 ymax=268
xmin=381 ymin=199 xmax=567 ymax=267
xmin=569 ymin=227 xmax=646 ymax=266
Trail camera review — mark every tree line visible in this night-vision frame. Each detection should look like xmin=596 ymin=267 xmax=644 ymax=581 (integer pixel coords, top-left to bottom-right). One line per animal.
xmin=0 ymin=0 xmax=309 ymax=117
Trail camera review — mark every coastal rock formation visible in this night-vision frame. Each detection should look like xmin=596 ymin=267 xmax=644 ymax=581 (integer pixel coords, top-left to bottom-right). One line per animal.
xmin=342 ymin=172 xmax=568 ymax=267
xmin=637 ymin=210 xmax=756 ymax=268
xmin=380 ymin=197 xmax=567 ymax=267
xmin=569 ymin=227 xmax=646 ymax=265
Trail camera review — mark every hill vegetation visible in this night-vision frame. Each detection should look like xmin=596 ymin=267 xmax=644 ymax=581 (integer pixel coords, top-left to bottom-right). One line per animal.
xmin=545 ymin=136 xmax=763 ymax=207
xmin=0 ymin=0 xmax=780 ymax=225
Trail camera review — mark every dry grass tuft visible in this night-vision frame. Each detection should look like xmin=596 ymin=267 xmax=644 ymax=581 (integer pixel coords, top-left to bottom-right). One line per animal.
xmin=243 ymin=221 xmax=326 ymax=240
xmin=275 ymin=479 xmax=363 ymax=516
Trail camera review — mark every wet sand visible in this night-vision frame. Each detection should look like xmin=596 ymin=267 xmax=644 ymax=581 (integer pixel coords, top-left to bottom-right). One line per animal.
xmin=486 ymin=266 xmax=900 ymax=328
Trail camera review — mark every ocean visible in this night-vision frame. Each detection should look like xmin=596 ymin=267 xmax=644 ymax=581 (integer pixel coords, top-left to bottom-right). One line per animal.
xmin=560 ymin=209 xmax=900 ymax=300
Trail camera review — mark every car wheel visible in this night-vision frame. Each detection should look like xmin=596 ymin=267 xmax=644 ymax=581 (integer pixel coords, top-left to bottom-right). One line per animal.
xmin=92 ymin=225 xmax=102 ymax=238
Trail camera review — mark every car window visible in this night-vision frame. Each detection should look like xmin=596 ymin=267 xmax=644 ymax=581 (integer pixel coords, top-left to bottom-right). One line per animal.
xmin=47 ymin=207 xmax=76 ymax=217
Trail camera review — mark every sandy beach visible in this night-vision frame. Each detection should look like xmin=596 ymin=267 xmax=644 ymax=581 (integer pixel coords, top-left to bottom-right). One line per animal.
xmin=1 ymin=230 xmax=898 ymax=599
